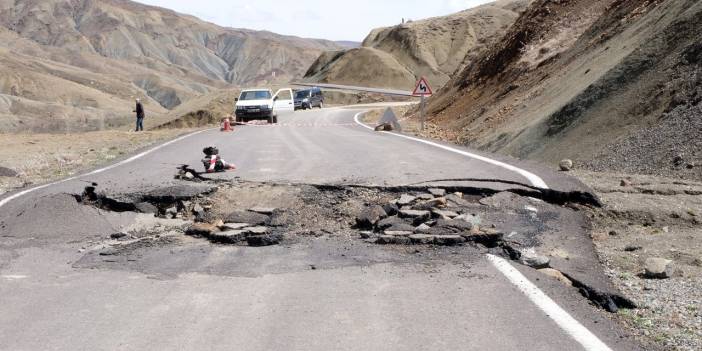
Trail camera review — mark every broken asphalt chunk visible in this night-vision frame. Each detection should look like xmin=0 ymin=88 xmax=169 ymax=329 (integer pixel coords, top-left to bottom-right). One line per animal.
xmin=463 ymin=229 xmax=504 ymax=247
xmin=143 ymin=185 xmax=216 ymax=203
xmin=376 ymin=235 xmax=411 ymax=245
xmin=356 ymin=205 xmax=388 ymax=229
xmin=409 ymin=234 xmax=435 ymax=244
xmin=429 ymin=218 xmax=474 ymax=235
xmin=134 ymin=202 xmax=158 ymax=214
xmin=242 ymin=226 xmax=269 ymax=235
xmin=517 ymin=248 xmax=551 ymax=269
xmin=220 ymin=223 xmax=251 ymax=231
xmin=433 ymin=235 xmax=467 ymax=246
xmin=416 ymin=194 xmax=434 ymax=201
xmin=209 ymin=230 xmax=248 ymax=244
xmin=398 ymin=210 xmax=432 ymax=225
xmin=412 ymin=198 xmax=447 ymax=211
xmin=225 ymin=210 xmax=270 ymax=226
xmin=377 ymin=216 xmax=412 ymax=230
xmin=110 ymin=232 xmax=128 ymax=240
xmin=414 ymin=223 xmax=432 ymax=234
xmin=397 ymin=194 xmax=417 ymax=206
xmin=383 ymin=230 xmax=413 ymax=237
xmin=382 ymin=203 xmax=400 ymax=216
xmin=246 ymin=233 xmax=283 ymax=247
xmin=432 ymin=209 xmax=459 ymax=220
xmin=186 ymin=223 xmax=219 ymax=237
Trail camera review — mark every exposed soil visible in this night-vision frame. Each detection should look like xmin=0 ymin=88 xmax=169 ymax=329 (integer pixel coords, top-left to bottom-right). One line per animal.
xmin=303 ymin=0 xmax=530 ymax=91
xmin=419 ymin=0 xmax=702 ymax=181
xmin=573 ymin=170 xmax=701 ymax=351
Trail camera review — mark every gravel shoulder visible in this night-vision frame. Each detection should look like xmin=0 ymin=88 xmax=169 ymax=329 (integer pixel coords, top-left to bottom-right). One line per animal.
xmin=572 ymin=170 xmax=701 ymax=351
xmin=0 ymin=129 xmax=198 ymax=196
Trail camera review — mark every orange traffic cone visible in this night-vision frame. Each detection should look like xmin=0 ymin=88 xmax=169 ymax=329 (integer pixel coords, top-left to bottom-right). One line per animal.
xmin=221 ymin=118 xmax=234 ymax=132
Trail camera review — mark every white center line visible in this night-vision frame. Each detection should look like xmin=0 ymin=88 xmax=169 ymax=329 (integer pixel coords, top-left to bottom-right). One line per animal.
xmin=352 ymin=112 xmax=549 ymax=189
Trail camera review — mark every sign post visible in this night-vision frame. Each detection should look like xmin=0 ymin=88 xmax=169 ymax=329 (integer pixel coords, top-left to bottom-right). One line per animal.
xmin=420 ymin=95 xmax=426 ymax=131
xmin=412 ymin=77 xmax=433 ymax=132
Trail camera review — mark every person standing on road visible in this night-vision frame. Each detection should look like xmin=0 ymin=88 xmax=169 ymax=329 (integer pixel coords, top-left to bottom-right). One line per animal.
xmin=134 ymin=98 xmax=145 ymax=132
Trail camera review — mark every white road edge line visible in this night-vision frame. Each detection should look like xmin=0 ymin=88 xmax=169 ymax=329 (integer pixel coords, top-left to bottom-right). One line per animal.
xmin=354 ymin=111 xmax=611 ymax=349
xmin=0 ymin=129 xmax=211 ymax=209
xmin=353 ymin=112 xmax=549 ymax=189
xmin=487 ymin=254 xmax=613 ymax=351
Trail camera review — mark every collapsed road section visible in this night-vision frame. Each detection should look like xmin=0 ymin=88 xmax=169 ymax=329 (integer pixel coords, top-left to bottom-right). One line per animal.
xmin=65 ymin=172 xmax=635 ymax=313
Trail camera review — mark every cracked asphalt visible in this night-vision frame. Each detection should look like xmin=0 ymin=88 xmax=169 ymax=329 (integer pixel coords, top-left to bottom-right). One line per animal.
xmin=0 ymin=106 xmax=644 ymax=350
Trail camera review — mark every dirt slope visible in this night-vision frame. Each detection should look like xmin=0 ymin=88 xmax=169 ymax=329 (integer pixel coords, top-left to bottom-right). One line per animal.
xmin=423 ymin=0 xmax=702 ymax=181
xmin=302 ymin=48 xmax=417 ymax=89
xmin=303 ymin=0 xmax=530 ymax=91
xmin=0 ymin=0 xmax=342 ymax=132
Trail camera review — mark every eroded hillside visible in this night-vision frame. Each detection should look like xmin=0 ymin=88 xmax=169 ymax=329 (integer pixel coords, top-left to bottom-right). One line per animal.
xmin=303 ymin=0 xmax=531 ymax=90
xmin=423 ymin=0 xmax=702 ymax=180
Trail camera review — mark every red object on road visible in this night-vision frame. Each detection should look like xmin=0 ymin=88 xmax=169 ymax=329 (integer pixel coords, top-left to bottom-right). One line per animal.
xmin=221 ymin=118 xmax=234 ymax=132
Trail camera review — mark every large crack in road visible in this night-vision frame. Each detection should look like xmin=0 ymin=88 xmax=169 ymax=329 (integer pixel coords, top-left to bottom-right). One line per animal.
xmin=66 ymin=173 xmax=634 ymax=313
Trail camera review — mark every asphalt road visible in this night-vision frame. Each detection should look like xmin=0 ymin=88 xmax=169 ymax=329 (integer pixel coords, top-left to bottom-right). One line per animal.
xmin=293 ymin=82 xmax=415 ymax=97
xmin=0 ymin=106 xmax=641 ymax=350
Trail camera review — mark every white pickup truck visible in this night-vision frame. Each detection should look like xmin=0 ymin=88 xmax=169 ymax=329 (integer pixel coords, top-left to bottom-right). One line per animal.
xmin=234 ymin=88 xmax=294 ymax=124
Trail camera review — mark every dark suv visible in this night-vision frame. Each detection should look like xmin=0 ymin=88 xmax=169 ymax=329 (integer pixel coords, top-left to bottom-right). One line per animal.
xmin=294 ymin=87 xmax=324 ymax=110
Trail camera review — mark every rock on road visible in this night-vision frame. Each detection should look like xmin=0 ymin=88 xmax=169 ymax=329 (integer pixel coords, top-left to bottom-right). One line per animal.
xmin=0 ymin=106 xmax=641 ymax=350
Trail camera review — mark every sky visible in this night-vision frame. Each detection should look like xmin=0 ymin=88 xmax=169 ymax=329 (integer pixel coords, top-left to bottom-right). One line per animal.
xmin=134 ymin=0 xmax=494 ymax=41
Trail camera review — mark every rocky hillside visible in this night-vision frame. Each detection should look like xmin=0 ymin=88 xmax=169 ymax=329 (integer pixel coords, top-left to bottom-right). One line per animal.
xmin=423 ymin=0 xmax=702 ymax=180
xmin=0 ymin=0 xmax=342 ymax=132
xmin=303 ymin=0 xmax=531 ymax=91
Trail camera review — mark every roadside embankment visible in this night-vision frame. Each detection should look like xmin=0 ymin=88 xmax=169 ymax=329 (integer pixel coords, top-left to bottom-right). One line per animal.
xmin=573 ymin=170 xmax=701 ymax=351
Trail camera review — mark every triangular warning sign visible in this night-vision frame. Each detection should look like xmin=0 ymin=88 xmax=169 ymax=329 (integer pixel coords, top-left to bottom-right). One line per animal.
xmin=412 ymin=77 xmax=433 ymax=96
xmin=378 ymin=107 xmax=402 ymax=132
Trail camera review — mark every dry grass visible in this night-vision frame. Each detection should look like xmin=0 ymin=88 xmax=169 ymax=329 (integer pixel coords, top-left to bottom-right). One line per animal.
xmin=0 ymin=129 xmax=196 ymax=195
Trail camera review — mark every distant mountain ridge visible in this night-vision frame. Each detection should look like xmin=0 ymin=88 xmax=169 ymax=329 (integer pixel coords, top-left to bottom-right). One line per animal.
xmin=0 ymin=0 xmax=343 ymax=132
xmin=0 ymin=0 xmax=341 ymax=84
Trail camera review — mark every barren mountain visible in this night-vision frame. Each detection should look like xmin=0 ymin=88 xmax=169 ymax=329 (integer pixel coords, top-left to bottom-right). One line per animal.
xmin=422 ymin=0 xmax=701 ymax=180
xmin=0 ymin=0 xmax=342 ymax=132
xmin=303 ymin=0 xmax=531 ymax=90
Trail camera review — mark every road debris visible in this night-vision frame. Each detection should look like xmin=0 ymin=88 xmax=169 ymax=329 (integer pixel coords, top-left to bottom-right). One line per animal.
xmin=69 ymin=178 xmax=633 ymax=314
xmin=517 ymin=248 xmax=551 ymax=269
xmin=355 ymin=205 xmax=388 ymax=229
xmin=247 ymin=233 xmax=284 ymax=247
